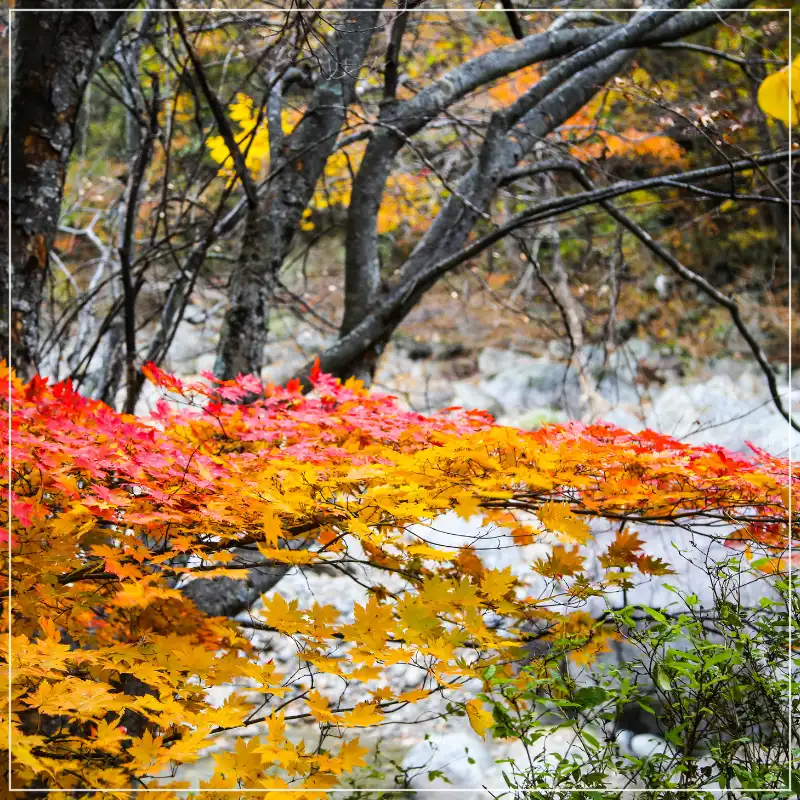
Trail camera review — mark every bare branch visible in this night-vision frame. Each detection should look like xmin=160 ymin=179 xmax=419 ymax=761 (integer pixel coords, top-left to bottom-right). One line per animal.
xmin=171 ymin=4 xmax=259 ymax=209
xmin=500 ymin=0 xmax=525 ymax=41
xmin=544 ymin=161 xmax=799 ymax=432
xmin=299 ymin=149 xmax=794 ymax=388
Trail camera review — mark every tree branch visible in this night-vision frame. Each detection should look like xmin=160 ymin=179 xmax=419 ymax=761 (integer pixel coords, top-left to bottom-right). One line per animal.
xmin=170 ymin=4 xmax=259 ymax=209
xmin=298 ymin=149 xmax=795 ymax=389
xmin=120 ymin=74 xmax=159 ymax=414
xmin=500 ymin=0 xmax=525 ymax=41
xmin=543 ymin=160 xmax=799 ymax=432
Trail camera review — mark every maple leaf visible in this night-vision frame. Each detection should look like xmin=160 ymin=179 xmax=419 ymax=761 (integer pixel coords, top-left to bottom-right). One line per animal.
xmin=534 ymin=546 xmax=585 ymax=579
xmin=200 ymin=770 xmax=238 ymax=791
xmin=333 ymin=738 xmax=369 ymax=773
xmin=203 ymin=694 xmax=250 ymax=729
xmin=91 ymin=718 xmax=127 ymax=755
xmin=406 ymin=543 xmax=455 ymax=561
xmin=213 ymin=736 xmax=263 ymax=781
xmin=263 ymin=507 xmax=283 ymax=548
xmin=636 ymin=554 xmax=676 ymax=576
xmin=307 ymin=690 xmax=337 ymax=724
xmin=340 ymin=702 xmax=384 ymax=727
xmin=455 ymin=546 xmax=485 ymax=581
xmin=480 ymin=567 xmax=515 ymax=602
xmin=128 ymin=729 xmax=164 ymax=770
xmin=259 ymin=595 xmax=310 ymax=635
xmin=257 ymin=546 xmax=319 ymax=565
xmin=511 ymin=525 xmax=536 ymax=546
xmin=450 ymin=577 xmax=481 ymax=608
xmin=420 ymin=575 xmax=453 ymax=607
xmin=757 ymin=56 xmax=800 ymax=126
xmin=465 ymin=698 xmax=494 ymax=738
xmin=537 ymin=502 xmax=591 ymax=545
xmin=266 ymin=710 xmax=286 ymax=743
xmin=599 ymin=528 xmax=644 ymax=569
xmin=454 ymin=494 xmax=482 ymax=520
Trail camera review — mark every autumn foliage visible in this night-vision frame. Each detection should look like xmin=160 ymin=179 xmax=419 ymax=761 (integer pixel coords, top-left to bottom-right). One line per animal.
xmin=3 ymin=361 xmax=796 ymax=795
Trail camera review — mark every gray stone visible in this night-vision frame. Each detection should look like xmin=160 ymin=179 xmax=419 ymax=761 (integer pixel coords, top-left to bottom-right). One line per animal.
xmin=598 ymin=407 xmax=646 ymax=433
xmin=167 ymin=318 xmax=216 ymax=369
xmin=403 ymin=731 xmax=496 ymax=800
xmin=263 ymin=358 xmax=305 ymax=387
xmin=644 ymin=376 xmax=800 ymax=456
xmin=597 ymin=374 xmax=644 ymax=407
xmin=481 ymin=359 xmax=582 ymax=416
xmin=450 ymin=382 xmax=505 ymax=418
xmin=477 ymin=347 xmax=539 ymax=379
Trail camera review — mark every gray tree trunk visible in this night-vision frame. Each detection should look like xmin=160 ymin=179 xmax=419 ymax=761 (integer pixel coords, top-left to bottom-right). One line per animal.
xmin=214 ymin=2 xmax=384 ymax=382
xmin=1 ymin=1 xmax=133 ymax=381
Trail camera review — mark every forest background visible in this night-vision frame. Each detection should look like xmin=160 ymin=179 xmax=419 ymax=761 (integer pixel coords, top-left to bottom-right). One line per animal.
xmin=1 ymin=1 xmax=799 ymax=797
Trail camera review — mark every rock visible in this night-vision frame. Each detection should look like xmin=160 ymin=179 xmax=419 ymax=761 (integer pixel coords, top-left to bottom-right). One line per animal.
xmin=481 ymin=360 xmax=581 ymax=416
xmin=263 ymin=359 xmax=305 ymax=387
xmin=598 ymin=407 xmax=645 ymax=432
xmin=654 ymin=274 xmax=671 ymax=300
xmin=408 ymin=342 xmax=434 ymax=361
xmin=193 ymin=353 xmax=216 ymax=376
xmin=597 ymin=374 xmax=643 ymax=407
xmin=403 ymin=731 xmax=495 ymax=800
xmin=644 ymin=375 xmax=800 ymax=456
xmin=167 ymin=318 xmax=217 ymax=372
xmin=450 ymin=382 xmax=505 ymax=418
xmin=620 ymin=732 xmax=675 ymax=760
xmin=294 ymin=329 xmax=337 ymax=354
xmin=477 ymin=347 xmax=539 ymax=379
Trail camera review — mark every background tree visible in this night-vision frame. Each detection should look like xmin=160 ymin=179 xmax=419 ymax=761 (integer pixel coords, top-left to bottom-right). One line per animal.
xmin=3 ymin=0 xmax=795 ymax=422
xmin=0 ymin=0 xmax=136 ymax=382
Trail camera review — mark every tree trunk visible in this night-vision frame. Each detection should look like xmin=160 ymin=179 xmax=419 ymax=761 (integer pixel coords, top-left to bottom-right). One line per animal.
xmin=0 ymin=2 xmax=131 ymax=381
xmin=214 ymin=2 xmax=384 ymax=382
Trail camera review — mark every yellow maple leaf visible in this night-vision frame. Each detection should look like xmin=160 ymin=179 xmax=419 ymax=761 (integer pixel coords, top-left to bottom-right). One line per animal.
xmin=450 ymin=577 xmax=481 ymax=608
xmin=259 ymin=594 xmax=310 ymax=635
xmin=480 ymin=567 xmax=515 ymax=602
xmin=266 ymin=710 xmax=286 ymax=743
xmin=758 ymin=56 xmax=800 ymax=126
xmin=257 ymin=545 xmax=319 ymax=565
xmin=127 ymin=729 xmax=164 ymax=770
xmin=213 ymin=736 xmax=263 ymax=781
xmin=203 ymin=694 xmax=250 ymax=729
xmin=307 ymin=689 xmax=337 ymax=724
xmin=453 ymin=494 xmax=482 ymax=520
xmin=406 ymin=543 xmax=455 ymax=561
xmin=263 ymin=507 xmax=282 ymax=548
xmin=465 ymin=698 xmax=494 ymax=738
xmin=537 ymin=502 xmax=591 ymax=545
xmin=333 ymin=738 xmax=369 ymax=773
xmin=398 ymin=688 xmax=429 ymax=703
xmin=534 ymin=545 xmax=585 ymax=579
xmin=340 ymin=702 xmax=384 ymax=727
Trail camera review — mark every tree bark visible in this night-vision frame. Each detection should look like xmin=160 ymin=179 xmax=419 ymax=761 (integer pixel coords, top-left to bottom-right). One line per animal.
xmin=0 ymin=2 xmax=133 ymax=381
xmin=214 ymin=2 xmax=384 ymax=382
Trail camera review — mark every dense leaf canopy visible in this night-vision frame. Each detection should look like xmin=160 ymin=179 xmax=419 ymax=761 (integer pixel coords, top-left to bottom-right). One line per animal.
xmin=3 ymin=362 xmax=796 ymax=795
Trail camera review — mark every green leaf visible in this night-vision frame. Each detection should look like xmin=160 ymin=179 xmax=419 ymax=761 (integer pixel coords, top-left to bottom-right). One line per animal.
xmin=653 ymin=664 xmax=672 ymax=691
xmin=640 ymin=605 xmax=667 ymax=624
xmin=581 ymin=730 xmax=601 ymax=751
xmin=573 ymin=686 xmax=609 ymax=709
